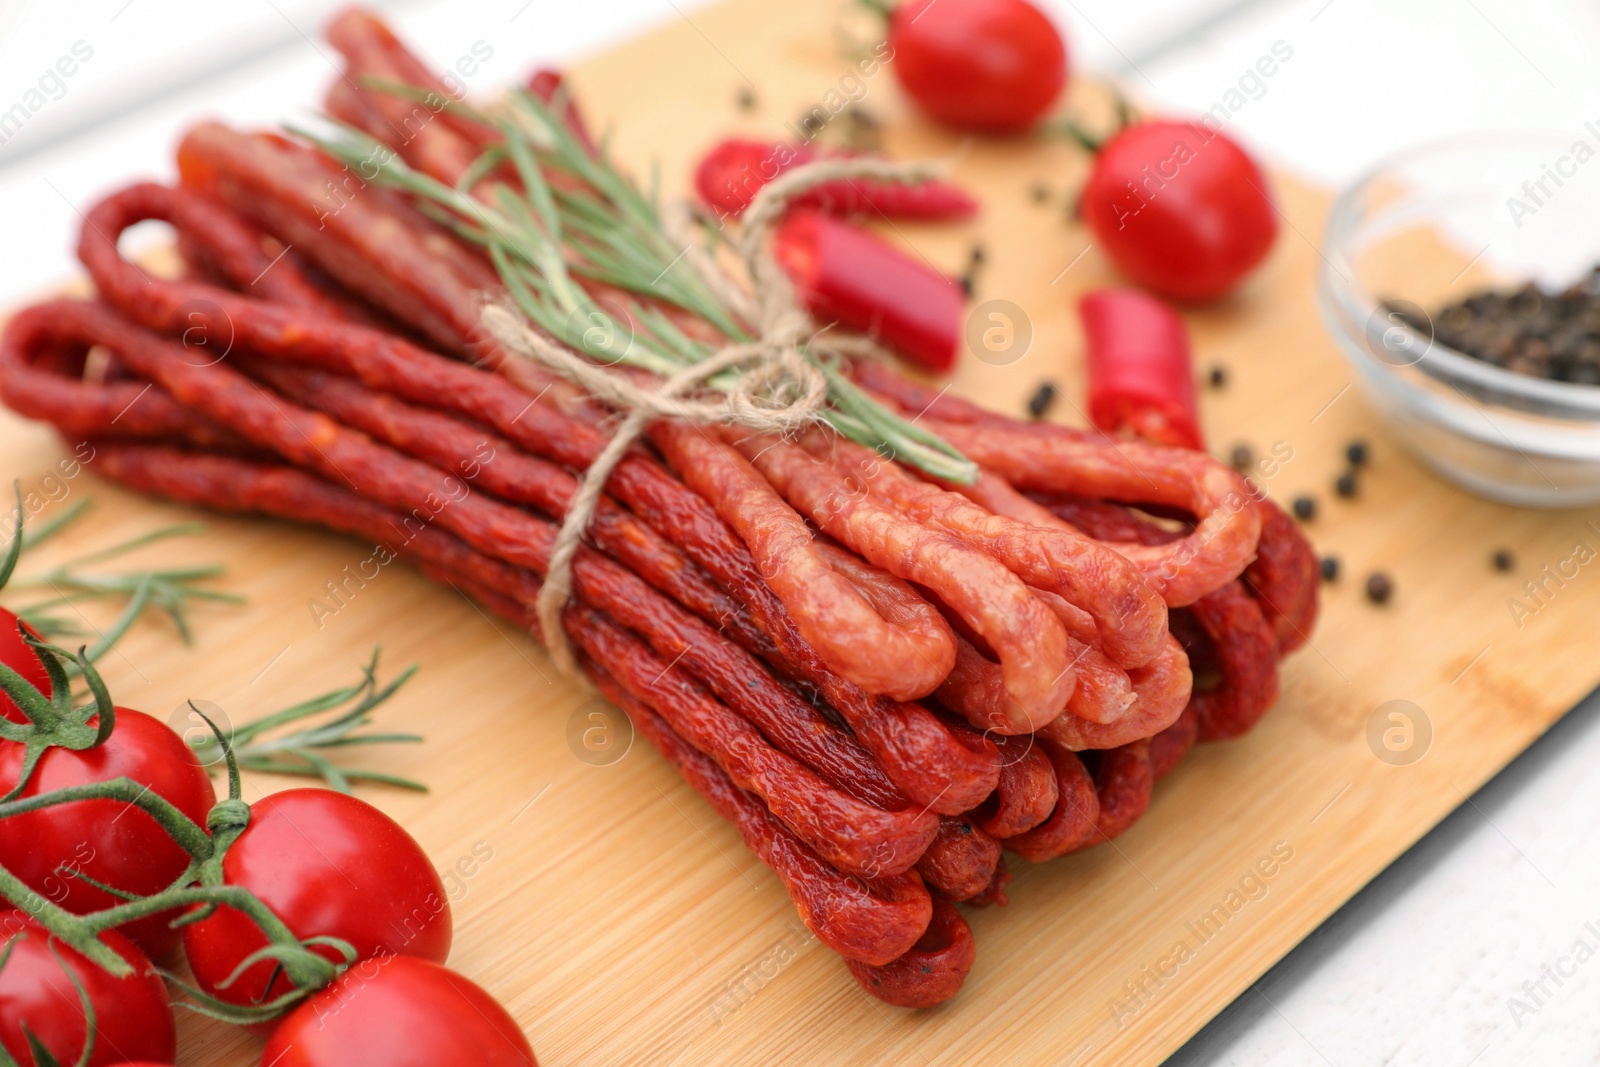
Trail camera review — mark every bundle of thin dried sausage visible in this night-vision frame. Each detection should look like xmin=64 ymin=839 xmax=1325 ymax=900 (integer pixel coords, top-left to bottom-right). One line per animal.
xmin=0 ymin=7 xmax=1318 ymax=1010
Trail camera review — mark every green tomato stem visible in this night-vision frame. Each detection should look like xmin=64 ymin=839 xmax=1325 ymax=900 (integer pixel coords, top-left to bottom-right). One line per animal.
xmin=0 ymin=777 xmax=212 ymax=860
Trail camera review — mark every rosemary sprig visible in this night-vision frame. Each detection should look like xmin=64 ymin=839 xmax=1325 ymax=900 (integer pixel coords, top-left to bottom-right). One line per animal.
xmin=1 ymin=498 xmax=240 ymax=673
xmin=186 ymin=647 xmax=425 ymax=792
xmin=20 ymin=499 xmax=91 ymax=550
xmin=298 ymin=86 xmax=978 ymax=484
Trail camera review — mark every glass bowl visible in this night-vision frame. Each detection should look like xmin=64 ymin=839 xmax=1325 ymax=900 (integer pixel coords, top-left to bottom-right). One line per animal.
xmin=1319 ymin=131 xmax=1600 ymax=507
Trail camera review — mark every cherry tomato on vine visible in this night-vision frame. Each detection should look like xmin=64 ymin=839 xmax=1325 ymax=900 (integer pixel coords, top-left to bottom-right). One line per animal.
xmin=1079 ymin=120 xmax=1279 ymax=302
xmin=182 ymin=788 xmax=451 ymax=1009
xmin=0 ymin=912 xmax=177 ymax=1067
xmin=0 ymin=709 xmax=214 ymax=959
xmin=262 ymin=955 xmax=536 ymax=1067
xmin=0 ymin=611 xmax=49 ymax=725
xmin=886 ymin=0 xmax=1067 ymax=132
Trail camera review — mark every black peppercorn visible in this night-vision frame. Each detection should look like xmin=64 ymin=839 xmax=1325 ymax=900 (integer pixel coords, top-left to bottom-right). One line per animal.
xmin=1334 ymin=471 xmax=1358 ymax=498
xmin=850 ymin=105 xmax=880 ymax=129
xmin=1346 ymin=440 xmax=1369 ymax=467
xmin=1026 ymin=381 xmax=1058 ymax=420
xmin=843 ymin=106 xmax=883 ymax=151
xmin=1412 ymin=267 xmax=1600 ymax=382
xmin=1208 ymin=365 xmax=1228 ymax=389
xmin=1319 ymin=556 xmax=1340 ymax=582
xmin=1365 ymin=572 xmax=1393 ymax=604
xmin=1291 ymin=495 xmax=1316 ymax=521
xmin=1228 ymin=443 xmax=1254 ymax=471
xmin=959 ymin=245 xmax=984 ymax=298
xmin=1491 ymin=548 xmax=1515 ymax=572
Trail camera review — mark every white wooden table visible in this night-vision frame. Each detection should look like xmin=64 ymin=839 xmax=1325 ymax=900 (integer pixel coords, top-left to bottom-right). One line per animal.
xmin=2 ymin=2 xmax=1597 ymax=1063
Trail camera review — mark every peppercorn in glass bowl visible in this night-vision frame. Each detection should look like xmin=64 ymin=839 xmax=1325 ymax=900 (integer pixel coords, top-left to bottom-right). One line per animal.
xmin=1319 ymin=132 xmax=1600 ymax=507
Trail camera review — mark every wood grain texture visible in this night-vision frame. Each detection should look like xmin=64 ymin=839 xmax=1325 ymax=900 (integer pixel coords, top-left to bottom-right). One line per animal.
xmin=3 ymin=1 xmax=1597 ymax=1064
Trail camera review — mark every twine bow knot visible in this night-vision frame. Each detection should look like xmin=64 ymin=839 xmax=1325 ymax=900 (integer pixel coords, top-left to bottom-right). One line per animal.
xmin=479 ymin=156 xmax=951 ymax=677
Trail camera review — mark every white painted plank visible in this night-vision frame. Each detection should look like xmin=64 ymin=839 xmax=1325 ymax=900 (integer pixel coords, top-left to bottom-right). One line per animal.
xmin=1132 ymin=0 xmax=1600 ymax=185
xmin=1171 ymin=688 xmax=1600 ymax=1065
xmin=0 ymin=0 xmax=696 ymax=299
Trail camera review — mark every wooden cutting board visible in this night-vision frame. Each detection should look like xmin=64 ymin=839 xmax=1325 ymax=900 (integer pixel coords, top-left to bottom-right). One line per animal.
xmin=4 ymin=1 xmax=1597 ymax=1064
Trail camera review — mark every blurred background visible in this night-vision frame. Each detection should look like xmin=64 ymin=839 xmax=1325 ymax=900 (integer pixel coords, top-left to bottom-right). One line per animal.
xmin=1 ymin=1 xmax=1596 ymax=1062
xmin=1 ymin=0 xmax=1596 ymax=294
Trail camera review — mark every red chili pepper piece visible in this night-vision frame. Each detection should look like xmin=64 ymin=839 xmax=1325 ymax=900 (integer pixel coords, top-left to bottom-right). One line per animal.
xmin=1080 ymin=287 xmax=1203 ymax=450
xmin=696 ymin=139 xmax=810 ymax=216
xmin=527 ymin=68 xmax=598 ymax=157
xmin=776 ymin=210 xmax=965 ymax=373
xmin=694 ymin=138 xmax=977 ymax=220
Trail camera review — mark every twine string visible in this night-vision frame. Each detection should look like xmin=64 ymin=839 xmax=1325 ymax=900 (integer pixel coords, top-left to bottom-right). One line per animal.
xmin=479 ymin=155 xmax=952 ymax=676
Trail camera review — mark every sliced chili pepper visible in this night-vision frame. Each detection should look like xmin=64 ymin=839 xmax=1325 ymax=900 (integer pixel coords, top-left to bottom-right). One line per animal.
xmin=695 ymin=138 xmax=978 ymax=221
xmin=1080 ymin=287 xmax=1202 ymax=450
xmin=775 ymin=209 xmax=965 ymax=373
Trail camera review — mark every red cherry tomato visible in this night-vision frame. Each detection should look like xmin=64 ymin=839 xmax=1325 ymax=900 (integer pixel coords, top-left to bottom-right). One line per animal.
xmin=888 ymin=0 xmax=1067 ymax=132
xmin=1079 ymin=120 xmax=1279 ymax=302
xmin=0 ymin=911 xmax=177 ymax=1067
xmin=261 ymin=955 xmax=536 ymax=1067
xmin=0 ymin=709 xmax=214 ymax=959
xmin=0 ymin=610 xmax=49 ymax=724
xmin=182 ymin=788 xmax=451 ymax=1009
